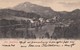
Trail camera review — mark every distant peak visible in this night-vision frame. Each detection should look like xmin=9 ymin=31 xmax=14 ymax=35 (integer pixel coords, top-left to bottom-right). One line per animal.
xmin=23 ymin=2 xmax=31 ymax=4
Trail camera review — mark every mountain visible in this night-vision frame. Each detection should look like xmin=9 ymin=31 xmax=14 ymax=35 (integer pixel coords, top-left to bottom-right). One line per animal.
xmin=69 ymin=9 xmax=80 ymax=20
xmin=13 ymin=2 xmax=57 ymax=18
xmin=0 ymin=2 xmax=80 ymax=23
xmin=58 ymin=9 xmax=80 ymax=21
xmin=12 ymin=2 xmax=80 ymax=20
xmin=70 ymin=9 xmax=80 ymax=17
xmin=0 ymin=9 xmax=41 ymax=19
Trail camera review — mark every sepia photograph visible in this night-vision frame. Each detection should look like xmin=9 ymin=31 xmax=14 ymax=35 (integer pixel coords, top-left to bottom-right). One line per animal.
xmin=0 ymin=0 xmax=80 ymax=50
xmin=0 ymin=0 xmax=80 ymax=39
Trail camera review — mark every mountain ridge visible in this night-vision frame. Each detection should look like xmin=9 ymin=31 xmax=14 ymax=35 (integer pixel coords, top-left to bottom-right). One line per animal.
xmin=13 ymin=2 xmax=57 ymax=18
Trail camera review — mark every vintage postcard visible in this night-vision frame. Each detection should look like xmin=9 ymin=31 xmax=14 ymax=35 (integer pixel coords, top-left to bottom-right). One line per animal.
xmin=0 ymin=0 xmax=80 ymax=50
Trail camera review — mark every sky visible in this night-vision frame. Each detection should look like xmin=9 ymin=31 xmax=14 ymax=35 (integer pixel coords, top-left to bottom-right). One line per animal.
xmin=0 ymin=0 xmax=80 ymax=11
